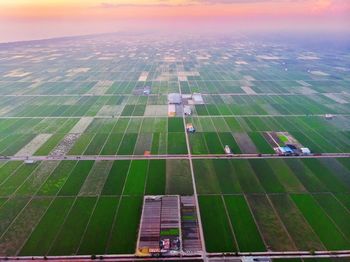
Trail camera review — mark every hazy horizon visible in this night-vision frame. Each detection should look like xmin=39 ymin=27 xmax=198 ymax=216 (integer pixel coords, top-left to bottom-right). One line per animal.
xmin=0 ymin=0 xmax=349 ymax=43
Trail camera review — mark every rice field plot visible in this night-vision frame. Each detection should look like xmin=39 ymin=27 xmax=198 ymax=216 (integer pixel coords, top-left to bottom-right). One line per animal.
xmin=248 ymin=159 xmax=285 ymax=193
xmin=193 ymin=159 xmax=222 ymax=194
xmin=0 ymin=198 xmax=7 ymax=209
xmin=121 ymin=105 xmax=135 ymax=116
xmin=0 ymin=198 xmax=52 ymax=256
xmin=265 ymin=159 xmax=306 ymax=193
xmin=166 ymin=159 xmax=193 ymax=195
xmin=79 ymin=161 xmax=113 ymax=196
xmin=167 ymin=132 xmax=187 ymax=154
xmin=132 ymin=104 xmax=146 ymax=116
xmin=231 ymin=160 xmax=265 ymax=193
xmin=189 ymin=132 xmax=209 ymax=154
xmin=153 ymin=117 xmax=167 ymax=132
xmin=133 ymin=133 xmax=153 ymax=155
xmin=223 ymin=195 xmax=266 ymax=252
xmin=269 ymin=194 xmax=325 ymax=251
xmin=206 ymin=104 xmax=220 ymax=115
xmin=145 ymin=159 xmax=166 ymax=195
xmin=83 ymin=133 xmax=109 ymax=155
xmin=123 ymin=160 xmax=148 ymax=195
xmin=19 ymin=197 xmax=75 ymax=256
xmin=195 ymin=159 xmax=242 ymax=194
xmin=1 ymin=134 xmax=36 ymax=156
xmin=334 ymin=193 xmax=350 ymax=211
xmin=302 ymin=159 xmax=350 ymax=193
xmin=15 ymin=161 xmax=59 ymax=196
xmin=0 ymin=197 xmax=30 ymax=237
xmin=68 ymin=133 xmax=95 ymax=155
xmin=37 ymin=161 xmax=78 ymax=196
xmin=211 ymin=117 xmax=230 ymax=132
xmin=243 ymin=117 xmax=272 ymax=132
xmin=48 ymin=197 xmax=97 ymax=255
xmin=111 ymin=118 xmax=130 ymax=133
xmin=291 ymin=194 xmax=350 ymax=250
xmin=233 ymin=132 xmax=258 ymax=154
xmin=198 ymin=117 xmax=217 ymax=132
xmin=195 ymin=105 xmax=209 ymax=116
xmin=217 ymin=132 xmax=242 ymax=154
xmin=284 ymin=159 xmax=328 ymax=192
xmin=203 ymin=132 xmax=224 ymax=154
xmin=117 ymin=133 xmax=138 ymax=155
xmin=248 ymin=132 xmax=275 ymax=154
xmin=126 ymin=118 xmax=143 ymax=133
xmin=198 ymin=195 xmax=236 ymax=252
xmin=58 ymin=161 xmax=94 ymax=196
xmin=101 ymin=160 xmax=131 ymax=195
xmin=168 ymin=117 xmax=184 ymax=132
xmin=33 ymin=133 xmax=66 ymax=155
xmin=313 ymin=193 xmax=350 ymax=240
xmin=77 ymin=197 xmax=120 ymax=255
xmin=106 ymin=196 xmax=143 ymax=254
xmin=0 ymin=162 xmax=40 ymax=196
xmin=100 ymin=133 xmax=123 ymax=155
xmin=320 ymin=158 xmax=350 ymax=188
xmin=0 ymin=161 xmax=22 ymax=184
xmin=246 ymin=194 xmax=297 ymax=251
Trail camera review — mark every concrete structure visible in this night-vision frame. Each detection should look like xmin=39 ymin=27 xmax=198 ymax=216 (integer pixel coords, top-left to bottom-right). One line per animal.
xmin=168 ymin=93 xmax=182 ymax=104
xmin=192 ymin=93 xmax=204 ymax=104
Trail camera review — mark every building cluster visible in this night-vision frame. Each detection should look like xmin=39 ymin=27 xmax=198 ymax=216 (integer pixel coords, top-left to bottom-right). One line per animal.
xmin=137 ymin=196 xmax=181 ymax=257
xmin=167 ymin=93 xmax=204 ymax=117
xmin=276 ymin=144 xmax=311 ymax=156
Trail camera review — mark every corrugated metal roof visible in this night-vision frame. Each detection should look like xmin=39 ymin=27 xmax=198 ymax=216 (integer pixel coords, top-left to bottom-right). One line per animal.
xmin=168 ymin=93 xmax=181 ymax=104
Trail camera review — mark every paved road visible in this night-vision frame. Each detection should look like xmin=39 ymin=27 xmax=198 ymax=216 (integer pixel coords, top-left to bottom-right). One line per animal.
xmin=0 ymin=114 xmax=349 ymax=119
xmin=1 ymin=91 xmax=348 ymax=97
xmin=3 ymin=250 xmax=350 ymax=261
xmin=2 ymin=153 xmax=349 ymax=162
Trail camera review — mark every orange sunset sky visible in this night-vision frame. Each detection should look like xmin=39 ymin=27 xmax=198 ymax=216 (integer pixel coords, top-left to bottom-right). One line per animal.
xmin=0 ymin=0 xmax=349 ymax=42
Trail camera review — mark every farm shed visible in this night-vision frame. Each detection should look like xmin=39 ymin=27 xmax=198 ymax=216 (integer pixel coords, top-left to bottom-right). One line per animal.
xmin=186 ymin=123 xmax=196 ymax=133
xmin=184 ymin=106 xmax=192 ymax=116
xmin=192 ymin=93 xmax=204 ymax=104
xmin=301 ymin=147 xmax=311 ymax=155
xmin=277 ymin=146 xmax=294 ymax=155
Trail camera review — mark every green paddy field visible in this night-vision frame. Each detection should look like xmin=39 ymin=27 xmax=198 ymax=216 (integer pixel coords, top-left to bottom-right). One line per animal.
xmin=0 ymin=33 xmax=349 ymax=257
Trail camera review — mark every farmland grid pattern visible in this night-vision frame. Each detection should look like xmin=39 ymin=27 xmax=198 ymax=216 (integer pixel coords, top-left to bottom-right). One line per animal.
xmin=0 ymin=34 xmax=349 ymax=260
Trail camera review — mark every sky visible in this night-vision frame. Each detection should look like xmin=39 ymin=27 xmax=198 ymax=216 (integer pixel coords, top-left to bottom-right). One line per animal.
xmin=0 ymin=0 xmax=349 ymax=42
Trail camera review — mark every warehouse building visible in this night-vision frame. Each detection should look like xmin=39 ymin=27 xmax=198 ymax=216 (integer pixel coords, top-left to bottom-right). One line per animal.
xmin=168 ymin=93 xmax=182 ymax=104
